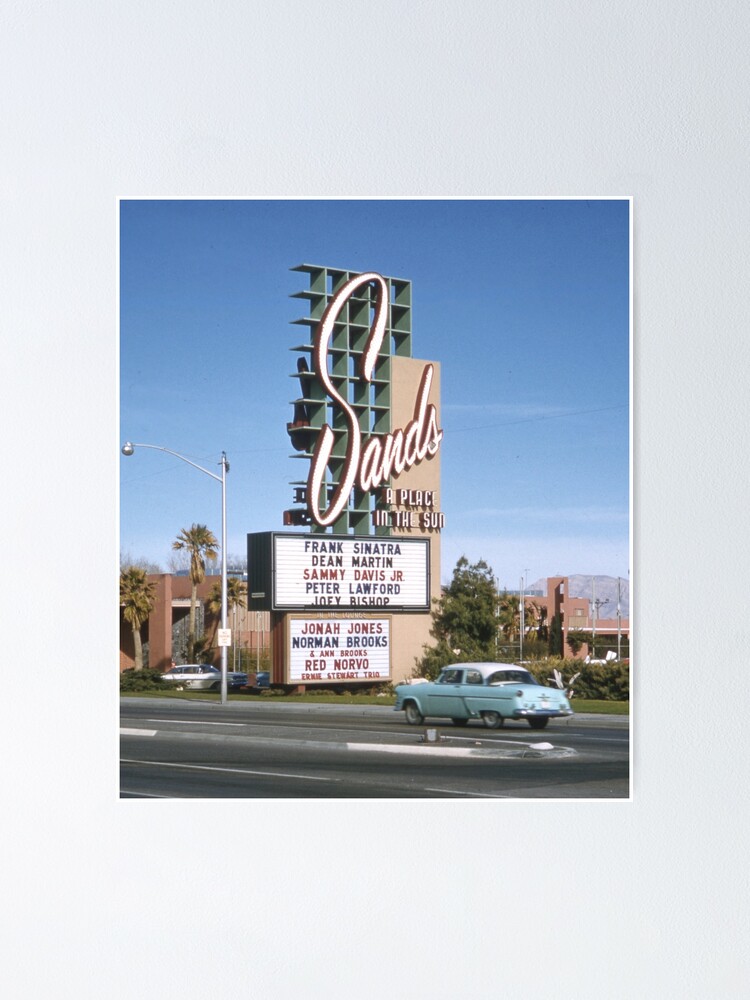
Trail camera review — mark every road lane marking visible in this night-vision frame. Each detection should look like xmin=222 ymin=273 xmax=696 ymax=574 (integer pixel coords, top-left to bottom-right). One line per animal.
xmin=443 ymin=735 xmax=564 ymax=748
xmin=121 ymin=728 xmax=157 ymax=736
xmin=145 ymin=719 xmax=246 ymax=727
xmin=423 ymin=788 xmax=511 ymax=798
xmin=120 ymin=759 xmax=337 ymax=782
xmin=120 ymin=790 xmax=184 ymax=798
xmin=348 ymin=743 xmax=477 ymax=757
xmin=345 ymin=742 xmax=577 ymax=758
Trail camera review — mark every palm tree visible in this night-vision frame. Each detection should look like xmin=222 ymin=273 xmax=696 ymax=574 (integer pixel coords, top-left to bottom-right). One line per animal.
xmin=498 ymin=593 xmax=544 ymax=643
xmin=497 ymin=592 xmax=523 ymax=642
xmin=172 ymin=523 xmax=219 ymax=661
xmin=206 ymin=576 xmax=248 ymax=648
xmin=120 ymin=566 xmax=156 ymax=670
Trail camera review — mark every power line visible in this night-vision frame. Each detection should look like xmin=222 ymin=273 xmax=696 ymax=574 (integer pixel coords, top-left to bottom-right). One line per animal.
xmin=448 ymin=402 xmax=627 ymax=433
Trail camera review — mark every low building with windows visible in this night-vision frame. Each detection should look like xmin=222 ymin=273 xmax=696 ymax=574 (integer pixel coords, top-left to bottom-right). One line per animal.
xmin=120 ymin=572 xmax=629 ymax=677
xmin=530 ymin=576 xmax=629 ymax=660
xmin=119 ymin=573 xmax=270 ymax=674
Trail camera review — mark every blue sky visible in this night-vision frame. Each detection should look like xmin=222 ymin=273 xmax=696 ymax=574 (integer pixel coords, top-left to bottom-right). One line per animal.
xmin=120 ymin=198 xmax=630 ymax=587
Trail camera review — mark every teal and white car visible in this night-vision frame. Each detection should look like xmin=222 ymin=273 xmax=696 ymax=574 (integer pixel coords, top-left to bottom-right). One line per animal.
xmin=394 ymin=663 xmax=573 ymax=729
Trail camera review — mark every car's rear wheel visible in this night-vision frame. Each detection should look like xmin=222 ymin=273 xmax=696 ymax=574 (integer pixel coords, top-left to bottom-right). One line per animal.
xmin=451 ymin=718 xmax=469 ymax=727
xmin=528 ymin=717 xmax=549 ymax=729
xmin=482 ymin=711 xmax=502 ymax=729
xmin=404 ymin=701 xmax=424 ymax=725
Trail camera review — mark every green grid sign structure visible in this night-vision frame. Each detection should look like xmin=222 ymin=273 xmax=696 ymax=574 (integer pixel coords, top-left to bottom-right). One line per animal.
xmin=288 ymin=264 xmax=413 ymax=535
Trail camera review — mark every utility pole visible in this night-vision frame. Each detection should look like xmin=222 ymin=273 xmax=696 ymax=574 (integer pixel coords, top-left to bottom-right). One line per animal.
xmin=591 ymin=576 xmax=605 ymax=660
xmin=617 ymin=576 xmax=622 ymax=661
xmin=494 ymin=576 xmax=500 ymax=655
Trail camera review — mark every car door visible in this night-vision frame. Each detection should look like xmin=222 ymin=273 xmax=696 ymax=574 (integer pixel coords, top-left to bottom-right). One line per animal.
xmin=426 ymin=668 xmax=466 ymax=718
xmin=460 ymin=668 xmax=486 ymax=718
xmin=183 ymin=665 xmax=202 ymax=688
xmin=483 ymin=670 xmax=519 ymax=716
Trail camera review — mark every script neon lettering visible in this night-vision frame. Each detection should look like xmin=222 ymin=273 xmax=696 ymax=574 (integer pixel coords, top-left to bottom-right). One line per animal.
xmin=307 ymin=272 xmax=443 ymax=527
xmin=359 ymin=365 xmax=442 ymax=490
xmin=307 ymin=273 xmax=388 ymax=527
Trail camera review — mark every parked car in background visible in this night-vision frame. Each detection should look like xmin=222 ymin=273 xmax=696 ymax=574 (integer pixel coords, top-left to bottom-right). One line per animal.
xmin=227 ymin=668 xmax=249 ymax=689
xmin=254 ymin=671 xmax=270 ymax=689
xmin=394 ymin=663 xmax=574 ymax=729
xmin=161 ymin=664 xmax=248 ymax=691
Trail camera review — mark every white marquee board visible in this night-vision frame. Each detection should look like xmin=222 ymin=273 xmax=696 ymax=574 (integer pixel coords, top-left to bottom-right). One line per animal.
xmin=287 ymin=616 xmax=391 ymax=683
xmin=272 ymin=534 xmax=430 ymax=611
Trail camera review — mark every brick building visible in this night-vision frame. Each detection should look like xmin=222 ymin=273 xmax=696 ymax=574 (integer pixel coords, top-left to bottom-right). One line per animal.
xmin=531 ymin=576 xmax=629 ymax=659
xmin=119 ymin=573 xmax=270 ymax=673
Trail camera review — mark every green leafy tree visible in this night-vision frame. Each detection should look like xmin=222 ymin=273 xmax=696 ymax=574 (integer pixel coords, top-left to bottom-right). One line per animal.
xmin=172 ymin=523 xmax=219 ymax=662
xmin=548 ymin=612 xmax=563 ymax=656
xmin=566 ymin=630 xmax=587 ymax=656
xmin=120 ymin=566 xmax=156 ymax=670
xmin=414 ymin=637 xmax=460 ymax=680
xmin=415 ymin=556 xmax=498 ymax=678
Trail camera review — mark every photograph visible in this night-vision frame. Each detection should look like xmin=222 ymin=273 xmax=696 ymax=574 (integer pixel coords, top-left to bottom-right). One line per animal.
xmin=119 ymin=197 xmax=631 ymax=799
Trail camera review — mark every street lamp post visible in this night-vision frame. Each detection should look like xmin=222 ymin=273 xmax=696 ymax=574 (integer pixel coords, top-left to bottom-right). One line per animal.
xmin=121 ymin=441 xmax=230 ymax=705
xmin=591 ymin=576 xmax=605 ymax=662
xmin=519 ymin=567 xmax=529 ymax=663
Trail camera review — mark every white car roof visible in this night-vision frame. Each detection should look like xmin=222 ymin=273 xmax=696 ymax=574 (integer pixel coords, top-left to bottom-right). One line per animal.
xmin=442 ymin=663 xmax=528 ymax=677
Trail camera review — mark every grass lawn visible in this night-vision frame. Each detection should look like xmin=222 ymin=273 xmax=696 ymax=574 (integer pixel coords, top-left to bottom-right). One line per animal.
xmin=569 ymin=698 xmax=628 ymax=715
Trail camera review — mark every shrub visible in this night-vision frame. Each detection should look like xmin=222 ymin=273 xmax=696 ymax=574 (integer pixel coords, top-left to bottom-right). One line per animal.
xmin=519 ymin=638 xmax=549 ymax=660
xmin=525 ymin=658 xmax=629 ymax=700
xmin=574 ymin=660 xmax=630 ymax=700
xmin=120 ymin=668 xmax=166 ymax=692
xmin=411 ymin=651 xmax=630 ymax=701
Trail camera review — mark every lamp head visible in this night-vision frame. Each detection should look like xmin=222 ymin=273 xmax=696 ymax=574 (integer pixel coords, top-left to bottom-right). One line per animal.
xmin=121 ymin=442 xmax=135 ymax=456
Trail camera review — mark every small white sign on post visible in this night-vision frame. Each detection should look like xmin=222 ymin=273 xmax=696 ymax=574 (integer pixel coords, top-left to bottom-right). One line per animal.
xmin=217 ymin=628 xmax=232 ymax=647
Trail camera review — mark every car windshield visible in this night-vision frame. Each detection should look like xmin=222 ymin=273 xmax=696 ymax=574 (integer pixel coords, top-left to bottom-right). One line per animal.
xmin=486 ymin=669 xmax=536 ymax=686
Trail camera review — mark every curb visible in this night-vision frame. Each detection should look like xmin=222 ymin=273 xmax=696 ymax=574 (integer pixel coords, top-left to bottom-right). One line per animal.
xmin=120 ymin=726 xmax=580 ymax=759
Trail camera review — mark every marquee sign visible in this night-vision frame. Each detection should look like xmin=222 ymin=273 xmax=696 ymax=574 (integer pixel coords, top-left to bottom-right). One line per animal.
xmin=287 ymin=616 xmax=391 ymax=684
xmin=286 ymin=269 xmax=444 ymax=530
xmin=273 ymin=533 xmax=430 ymax=610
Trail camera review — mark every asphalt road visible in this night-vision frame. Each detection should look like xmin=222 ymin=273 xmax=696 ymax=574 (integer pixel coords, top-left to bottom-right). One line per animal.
xmin=120 ymin=697 xmax=630 ymax=799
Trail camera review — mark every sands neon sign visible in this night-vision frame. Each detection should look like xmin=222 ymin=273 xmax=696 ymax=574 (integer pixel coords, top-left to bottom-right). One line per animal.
xmin=305 ymin=272 xmax=443 ymax=528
